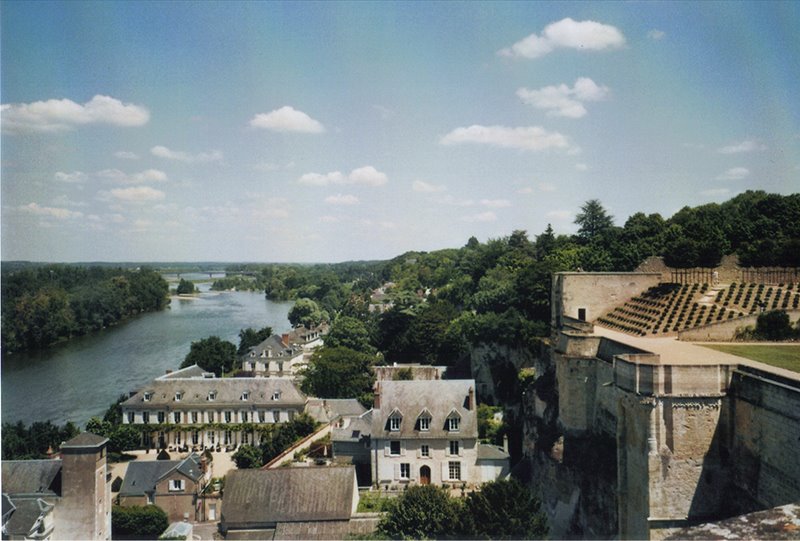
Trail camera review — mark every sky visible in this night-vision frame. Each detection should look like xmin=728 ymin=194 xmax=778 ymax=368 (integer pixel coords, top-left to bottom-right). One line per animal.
xmin=2 ymin=1 xmax=799 ymax=263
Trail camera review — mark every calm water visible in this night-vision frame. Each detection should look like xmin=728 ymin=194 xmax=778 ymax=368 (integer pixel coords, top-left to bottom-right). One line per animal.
xmin=1 ymin=282 xmax=291 ymax=428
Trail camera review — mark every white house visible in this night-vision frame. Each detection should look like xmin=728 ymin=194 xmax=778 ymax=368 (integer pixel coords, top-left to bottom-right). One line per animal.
xmin=240 ymin=334 xmax=306 ymax=377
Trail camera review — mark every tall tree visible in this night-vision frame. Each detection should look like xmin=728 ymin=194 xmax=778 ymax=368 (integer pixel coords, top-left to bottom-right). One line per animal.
xmin=237 ymin=326 xmax=273 ymax=355
xmin=575 ymin=199 xmax=614 ymax=242
xmin=180 ymin=336 xmax=237 ymax=376
xmin=300 ymin=346 xmax=375 ymax=404
xmin=287 ymin=298 xmax=327 ymax=328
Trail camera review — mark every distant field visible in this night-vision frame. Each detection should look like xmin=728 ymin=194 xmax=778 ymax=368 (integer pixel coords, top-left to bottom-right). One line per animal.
xmin=701 ymin=344 xmax=800 ymax=373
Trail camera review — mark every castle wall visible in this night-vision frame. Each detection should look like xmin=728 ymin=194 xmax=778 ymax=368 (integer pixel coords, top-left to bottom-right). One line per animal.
xmin=552 ymin=272 xmax=661 ymax=326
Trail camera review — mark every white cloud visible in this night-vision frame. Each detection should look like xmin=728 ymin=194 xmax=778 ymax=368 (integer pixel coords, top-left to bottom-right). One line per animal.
xmin=298 ymin=166 xmax=388 ymax=186
xmin=498 ymin=18 xmax=625 ymax=59
xmin=114 ymin=151 xmax=139 ymax=160
xmin=547 ymin=210 xmax=573 ymax=220
xmin=440 ymin=125 xmax=572 ymax=151
xmin=1 ymin=95 xmax=149 ymax=133
xmin=51 ymin=195 xmax=86 ymax=207
xmin=110 ymin=186 xmax=166 ymax=202
xmin=249 ymin=106 xmax=325 ymax=133
xmin=325 ymin=194 xmax=359 ymax=205
xmin=462 ymin=211 xmax=497 ymax=223
xmin=412 ymin=180 xmax=447 ymax=193
xmin=151 ymin=145 xmax=222 ymax=163
xmin=538 ymin=182 xmax=557 ymax=192
xmin=717 ymin=140 xmax=766 ymax=154
xmin=647 ymin=29 xmax=666 ymax=40
xmin=480 ymin=199 xmax=512 ymax=208
xmin=54 ymin=171 xmax=88 ymax=183
xmin=517 ymin=77 xmax=610 ymax=118
xmin=19 ymin=202 xmax=83 ymax=219
xmin=575 ymin=163 xmax=588 ymax=171
xmin=700 ymin=188 xmax=731 ymax=197
xmin=716 ymin=167 xmax=750 ymax=180
xmin=97 ymin=168 xmax=168 ymax=183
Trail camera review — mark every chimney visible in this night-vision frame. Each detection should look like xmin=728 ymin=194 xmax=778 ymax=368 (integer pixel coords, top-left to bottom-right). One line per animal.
xmin=200 ymin=455 xmax=208 ymax=473
xmin=373 ymin=382 xmax=381 ymax=409
xmin=503 ymin=434 xmax=509 ymax=454
xmin=282 ymin=333 xmax=290 ymax=346
xmin=468 ymin=386 xmax=475 ymax=411
xmin=166 ymin=369 xmax=173 ymax=375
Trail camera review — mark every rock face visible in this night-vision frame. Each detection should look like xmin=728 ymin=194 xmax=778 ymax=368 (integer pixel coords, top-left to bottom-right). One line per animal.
xmin=514 ymin=272 xmax=800 ymax=540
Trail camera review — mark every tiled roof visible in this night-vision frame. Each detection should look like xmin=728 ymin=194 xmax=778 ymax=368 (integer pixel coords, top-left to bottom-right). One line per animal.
xmin=2 ymin=498 xmax=54 ymax=537
xmin=121 ymin=376 xmax=306 ymax=409
xmin=1 ymin=460 xmax=62 ymax=496
xmin=119 ymin=454 xmax=203 ymax=497
xmin=372 ymin=380 xmax=478 ymax=439
xmin=222 ymin=467 xmax=356 ymax=525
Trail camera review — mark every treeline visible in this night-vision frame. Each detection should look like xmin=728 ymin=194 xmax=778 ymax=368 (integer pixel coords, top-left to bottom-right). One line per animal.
xmin=1 ymin=420 xmax=80 ymax=460
xmin=1 ymin=265 xmax=169 ymax=353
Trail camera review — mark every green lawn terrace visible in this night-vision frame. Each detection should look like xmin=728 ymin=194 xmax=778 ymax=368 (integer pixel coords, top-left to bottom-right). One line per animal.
xmin=596 ymin=282 xmax=800 ymax=337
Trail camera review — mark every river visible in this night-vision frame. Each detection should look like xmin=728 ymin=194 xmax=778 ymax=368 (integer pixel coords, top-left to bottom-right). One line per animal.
xmin=1 ymin=278 xmax=292 ymax=428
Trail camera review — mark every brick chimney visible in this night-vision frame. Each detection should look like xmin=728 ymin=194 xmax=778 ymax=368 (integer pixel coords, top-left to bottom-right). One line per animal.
xmin=468 ymin=386 xmax=475 ymax=410
xmin=282 ymin=333 xmax=290 ymax=346
xmin=373 ymin=382 xmax=381 ymax=409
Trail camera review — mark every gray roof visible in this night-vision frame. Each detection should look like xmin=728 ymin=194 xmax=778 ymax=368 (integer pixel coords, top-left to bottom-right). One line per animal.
xmin=477 ymin=443 xmax=510 ymax=461
xmin=158 ymin=365 xmax=210 ymax=379
xmin=119 ymin=454 xmax=203 ymax=496
xmin=1 ymin=460 xmax=61 ymax=496
xmin=332 ymin=410 xmax=373 ymax=443
xmin=61 ymin=432 xmax=107 ymax=449
xmin=222 ymin=467 xmax=356 ymax=525
xmin=121 ymin=376 xmax=306 ymax=409
xmin=2 ymin=498 xmax=54 ymax=537
xmin=372 ymin=380 xmax=478 ymax=439
xmin=244 ymin=335 xmax=302 ymax=359
xmin=305 ymin=399 xmax=367 ymax=424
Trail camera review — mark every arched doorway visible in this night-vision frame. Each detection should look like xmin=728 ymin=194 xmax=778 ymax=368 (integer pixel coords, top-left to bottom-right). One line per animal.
xmin=420 ymin=465 xmax=431 ymax=485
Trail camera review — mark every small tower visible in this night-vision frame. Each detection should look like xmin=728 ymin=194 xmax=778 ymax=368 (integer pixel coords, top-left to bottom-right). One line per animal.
xmin=56 ymin=433 xmax=110 ymax=540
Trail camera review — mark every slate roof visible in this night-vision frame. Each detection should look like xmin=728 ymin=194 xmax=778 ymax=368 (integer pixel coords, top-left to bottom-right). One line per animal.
xmin=477 ymin=443 xmax=510 ymax=461
xmin=119 ymin=454 xmax=203 ymax=497
xmin=121 ymin=376 xmax=306 ymax=409
xmin=61 ymin=432 xmax=107 ymax=449
xmin=305 ymin=399 xmax=367 ymax=424
xmin=332 ymin=410 xmax=373 ymax=443
xmin=158 ymin=365 xmax=211 ymax=379
xmin=1 ymin=460 xmax=62 ymax=496
xmin=221 ymin=467 xmax=356 ymax=525
xmin=244 ymin=335 xmax=303 ymax=360
xmin=372 ymin=380 xmax=478 ymax=439
xmin=2 ymin=498 xmax=54 ymax=537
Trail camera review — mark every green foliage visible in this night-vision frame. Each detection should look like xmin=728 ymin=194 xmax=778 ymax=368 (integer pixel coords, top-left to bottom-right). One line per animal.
xmin=1 ymin=420 xmax=79 ymax=460
xmin=477 ymin=404 xmax=503 ymax=443
xmin=300 ymin=347 xmax=376 ymax=402
xmin=460 ymin=479 xmax=548 ymax=539
xmin=755 ymin=310 xmax=797 ymax=341
xmin=288 ymin=297 xmax=328 ymax=328
xmin=357 ymin=491 xmax=394 ymax=513
xmin=112 ymin=505 xmax=169 ymax=539
xmin=378 ymin=485 xmax=462 ymax=540
xmin=176 ymin=278 xmax=196 ymax=295
xmin=1 ymin=266 xmax=168 ymax=353
xmin=180 ymin=336 xmax=237 ymax=376
xmin=237 ymin=325 xmax=273 ymax=355
xmin=575 ymin=199 xmax=614 ymax=242
xmin=257 ymin=413 xmax=319 ymax=465
xmin=393 ymin=367 xmax=414 ymax=381
xmin=232 ymin=444 xmax=264 ymax=469
xmin=85 ymin=417 xmax=141 ymax=453
xmin=325 ymin=315 xmax=375 ymax=353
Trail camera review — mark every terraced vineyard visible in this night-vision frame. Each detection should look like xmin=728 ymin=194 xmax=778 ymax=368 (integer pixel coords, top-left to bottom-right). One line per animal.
xmin=596 ymin=282 xmax=800 ymax=337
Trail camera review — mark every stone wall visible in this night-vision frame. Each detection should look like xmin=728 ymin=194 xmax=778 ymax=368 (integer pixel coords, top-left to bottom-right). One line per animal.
xmin=678 ymin=309 xmax=800 ymax=341
xmin=552 ymin=272 xmax=661 ymax=326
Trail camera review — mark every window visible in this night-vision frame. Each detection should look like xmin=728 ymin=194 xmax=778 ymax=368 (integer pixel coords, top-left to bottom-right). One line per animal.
xmin=273 ymin=411 xmax=280 ymax=422
xmin=419 ymin=417 xmax=430 ymax=431
xmin=447 ymin=417 xmax=460 ymax=432
xmin=191 ymin=412 xmax=199 ymax=424
xmin=175 ymin=392 xmax=183 ymax=401
xmin=224 ymin=431 xmax=232 ymax=445
xmin=241 ymin=391 xmax=249 ymax=401
xmin=208 ymin=431 xmax=215 ymax=445
xmin=142 ymin=412 xmax=150 ymax=424
xmin=241 ymin=411 xmax=249 ymax=423
xmin=272 ymin=391 xmax=282 ymax=400
xmin=288 ymin=410 xmax=295 ymax=421
xmin=390 ymin=441 xmax=401 ymax=456
xmin=400 ymin=463 xmax=410 ymax=479
xmin=169 ymin=479 xmax=184 ymax=491
xmin=143 ymin=391 xmax=153 ymax=402
xmin=192 ymin=431 xmax=199 ymax=445
xmin=146 ymin=493 xmax=154 ymax=505
xmin=157 ymin=412 xmax=165 ymax=424
xmin=448 ymin=461 xmax=461 ymax=481
xmin=259 ymin=411 xmax=266 ymax=423
xmin=175 ymin=432 xmax=181 ymax=445
xmin=173 ymin=411 xmax=182 ymax=424
xmin=208 ymin=391 xmax=217 ymax=401
xmin=389 ymin=417 xmax=401 ymax=431
xmin=127 ymin=412 xmax=134 ymax=424
xmin=420 ymin=444 xmax=430 ymax=457
xmin=224 ymin=411 xmax=232 ymax=423
xmin=207 ymin=411 xmax=215 ymax=423
xmin=449 ymin=440 xmax=459 ymax=456
xmin=242 ymin=432 xmax=249 ymax=445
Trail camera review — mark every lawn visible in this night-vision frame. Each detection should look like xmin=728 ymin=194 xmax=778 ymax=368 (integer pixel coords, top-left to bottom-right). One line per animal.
xmin=701 ymin=344 xmax=800 ymax=373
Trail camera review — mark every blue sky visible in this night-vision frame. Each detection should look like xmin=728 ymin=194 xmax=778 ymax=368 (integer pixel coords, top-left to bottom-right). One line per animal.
xmin=2 ymin=1 xmax=798 ymax=262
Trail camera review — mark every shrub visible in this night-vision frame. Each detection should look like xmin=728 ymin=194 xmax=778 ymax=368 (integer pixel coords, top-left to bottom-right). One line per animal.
xmin=755 ymin=310 xmax=794 ymax=341
xmin=112 ymin=505 xmax=168 ymax=539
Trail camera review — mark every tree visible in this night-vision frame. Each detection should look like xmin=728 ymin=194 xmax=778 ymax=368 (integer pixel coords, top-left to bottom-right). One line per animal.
xmin=237 ymin=325 xmax=273 ymax=355
xmin=288 ymin=298 xmax=327 ymax=328
xmin=111 ymin=505 xmax=168 ymax=538
xmin=460 ymin=479 xmax=548 ymax=539
xmin=755 ymin=310 xmax=795 ymax=341
xmin=300 ymin=347 xmax=375 ymax=404
xmin=378 ymin=485 xmax=462 ymax=540
xmin=180 ymin=336 xmax=237 ymax=376
xmin=324 ymin=316 xmax=375 ymax=353
xmin=574 ymin=199 xmax=614 ymax=242
xmin=176 ymin=278 xmax=196 ymax=295
xmin=232 ymin=444 xmax=263 ymax=469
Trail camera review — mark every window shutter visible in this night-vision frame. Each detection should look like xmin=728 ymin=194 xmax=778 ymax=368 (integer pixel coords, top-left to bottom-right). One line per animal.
xmin=460 ymin=461 xmax=466 ymax=482
xmin=401 ymin=442 xmax=406 ymax=456
xmin=411 ymin=466 xmax=418 ymax=481
xmin=384 ymin=441 xmax=390 ymax=457
xmin=394 ymin=463 xmax=400 ymax=480
xmin=441 ymin=462 xmax=448 ymax=481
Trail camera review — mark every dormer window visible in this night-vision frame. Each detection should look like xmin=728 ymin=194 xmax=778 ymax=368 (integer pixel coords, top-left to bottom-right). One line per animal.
xmin=390 ymin=417 xmax=401 ymax=431
xmin=241 ymin=391 xmax=249 ymax=401
xmin=175 ymin=392 xmax=183 ymax=401
xmin=208 ymin=391 xmax=217 ymax=401
xmin=271 ymin=391 xmax=281 ymax=400
xmin=417 ymin=409 xmax=432 ymax=431
xmin=143 ymin=391 xmax=153 ymax=402
xmin=447 ymin=417 xmax=460 ymax=432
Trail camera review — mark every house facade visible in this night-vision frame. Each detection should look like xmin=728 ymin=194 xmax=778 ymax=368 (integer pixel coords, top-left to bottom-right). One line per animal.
xmin=118 ymin=453 xmax=208 ymax=522
xmin=370 ymin=380 xmax=482 ymax=488
xmin=240 ymin=335 xmax=305 ymax=377
xmin=120 ymin=365 xmax=307 ymax=450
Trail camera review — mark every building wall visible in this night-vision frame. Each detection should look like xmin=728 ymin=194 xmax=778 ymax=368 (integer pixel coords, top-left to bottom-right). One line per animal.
xmin=55 ymin=447 xmax=109 ymax=541
xmin=372 ymin=438 xmax=479 ymax=487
